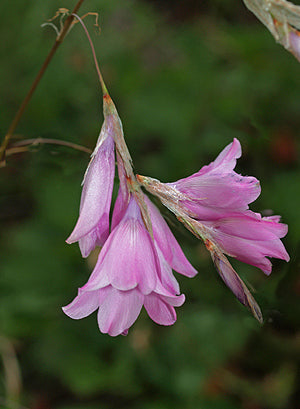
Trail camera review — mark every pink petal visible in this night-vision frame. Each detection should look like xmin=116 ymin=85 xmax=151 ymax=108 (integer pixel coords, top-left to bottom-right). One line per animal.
xmin=111 ymin=186 xmax=129 ymax=231
xmin=263 ymin=215 xmax=282 ymax=223
xmin=78 ymin=215 xmax=109 ymax=258
xmin=111 ymin=152 xmax=131 ymax=231
xmin=175 ymin=139 xmax=241 ymax=184
xmin=212 ymin=252 xmax=262 ymax=323
xmin=202 ymin=215 xmax=289 ymax=274
xmin=176 ymin=173 xmax=260 ymax=211
xmin=204 ymin=213 xmax=287 ymax=241
xmin=66 ymin=133 xmax=115 ymax=251
xmin=197 ymin=138 xmax=242 ymax=175
xmin=160 ymin=293 xmax=186 ymax=307
xmin=145 ymin=196 xmax=198 ymax=278
xmin=62 ymin=290 xmax=99 ymax=319
xmin=144 ymin=293 xmax=185 ymax=326
xmin=290 ymin=30 xmax=300 ymax=62
xmin=84 ymin=197 xmax=160 ymax=295
xmin=78 ymin=229 xmax=98 ymax=258
xmin=155 ymin=243 xmax=180 ymax=295
xmin=168 ymin=140 xmax=260 ymax=216
xmin=97 ymin=287 xmax=144 ymax=336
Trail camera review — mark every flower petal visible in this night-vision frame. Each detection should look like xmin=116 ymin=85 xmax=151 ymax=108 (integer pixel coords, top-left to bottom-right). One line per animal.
xmin=197 ymin=138 xmax=242 ymax=176
xmin=177 ymin=173 xmax=260 ymax=212
xmin=62 ymin=290 xmax=99 ymax=319
xmin=155 ymin=244 xmax=180 ymax=295
xmin=201 ymin=214 xmax=289 ymax=274
xmin=144 ymin=293 xmax=184 ymax=326
xmin=290 ymin=30 xmax=300 ymax=62
xmin=166 ymin=140 xmax=261 ymax=216
xmin=211 ymin=250 xmax=263 ymax=323
xmin=97 ymin=287 xmax=144 ymax=336
xmin=84 ymin=197 xmax=160 ymax=294
xmin=145 ymin=196 xmax=198 ymax=278
xmin=111 ymin=186 xmax=129 ymax=232
xmin=173 ymin=139 xmax=242 ymax=190
xmin=66 ymin=134 xmax=115 ymax=250
xmin=78 ymin=214 xmax=109 ymax=258
xmin=160 ymin=293 xmax=186 ymax=307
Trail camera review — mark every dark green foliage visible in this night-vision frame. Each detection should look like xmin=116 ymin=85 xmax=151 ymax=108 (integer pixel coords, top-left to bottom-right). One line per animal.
xmin=0 ymin=1 xmax=299 ymax=408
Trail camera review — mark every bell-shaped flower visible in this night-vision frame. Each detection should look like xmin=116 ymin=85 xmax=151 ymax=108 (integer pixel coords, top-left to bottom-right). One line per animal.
xmin=111 ymin=183 xmax=198 ymax=279
xmin=63 ymin=196 xmax=186 ymax=336
xmin=199 ymin=212 xmax=289 ymax=275
xmin=66 ymin=115 xmax=115 ymax=257
xmin=63 ymin=285 xmax=185 ymax=337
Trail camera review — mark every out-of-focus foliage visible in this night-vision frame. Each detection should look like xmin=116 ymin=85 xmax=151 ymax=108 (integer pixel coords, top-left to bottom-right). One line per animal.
xmin=0 ymin=0 xmax=299 ymax=408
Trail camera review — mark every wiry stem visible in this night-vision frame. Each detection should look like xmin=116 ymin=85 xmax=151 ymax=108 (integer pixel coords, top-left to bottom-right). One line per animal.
xmin=10 ymin=137 xmax=92 ymax=154
xmin=72 ymin=13 xmax=108 ymax=95
xmin=0 ymin=0 xmax=86 ymax=165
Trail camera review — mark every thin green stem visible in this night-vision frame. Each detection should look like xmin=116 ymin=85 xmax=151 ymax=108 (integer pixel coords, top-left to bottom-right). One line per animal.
xmin=0 ymin=0 xmax=86 ymax=165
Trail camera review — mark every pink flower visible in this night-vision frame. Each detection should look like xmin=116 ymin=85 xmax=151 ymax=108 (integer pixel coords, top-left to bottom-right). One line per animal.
xmin=138 ymin=139 xmax=289 ymax=274
xmin=111 ymin=185 xmax=198 ymax=280
xmin=167 ymin=138 xmax=261 ymax=220
xmin=144 ymin=196 xmax=198 ymax=279
xmin=138 ymin=139 xmax=289 ymax=321
xmin=66 ymin=116 xmax=115 ymax=257
xmin=63 ymin=196 xmax=186 ymax=336
xmin=200 ymin=212 xmax=289 ymax=274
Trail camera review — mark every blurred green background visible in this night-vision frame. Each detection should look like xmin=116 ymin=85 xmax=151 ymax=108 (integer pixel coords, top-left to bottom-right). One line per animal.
xmin=0 ymin=1 xmax=299 ymax=408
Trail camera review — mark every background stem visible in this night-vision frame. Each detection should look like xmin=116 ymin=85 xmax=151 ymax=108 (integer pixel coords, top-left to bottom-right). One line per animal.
xmin=0 ymin=0 xmax=86 ymax=164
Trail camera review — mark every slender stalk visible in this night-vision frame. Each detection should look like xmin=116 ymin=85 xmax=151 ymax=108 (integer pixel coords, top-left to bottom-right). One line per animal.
xmin=0 ymin=0 xmax=86 ymax=164
xmin=10 ymin=137 xmax=92 ymax=154
xmin=72 ymin=13 xmax=108 ymax=95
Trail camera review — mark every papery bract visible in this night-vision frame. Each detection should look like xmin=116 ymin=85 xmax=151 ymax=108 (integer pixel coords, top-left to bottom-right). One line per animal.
xmin=243 ymin=0 xmax=300 ymax=63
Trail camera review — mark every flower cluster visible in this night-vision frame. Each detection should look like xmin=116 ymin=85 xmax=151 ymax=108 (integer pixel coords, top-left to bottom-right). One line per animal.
xmin=63 ymin=93 xmax=289 ymax=335
xmin=138 ymin=139 xmax=289 ymax=321
xmin=63 ymin=94 xmax=196 ymax=336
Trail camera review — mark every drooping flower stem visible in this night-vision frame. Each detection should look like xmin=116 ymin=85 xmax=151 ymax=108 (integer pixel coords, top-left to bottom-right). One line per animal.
xmin=71 ymin=12 xmax=154 ymax=238
xmin=71 ymin=13 xmax=108 ymax=96
xmin=71 ymin=14 xmax=135 ymax=181
xmin=0 ymin=0 xmax=86 ymax=165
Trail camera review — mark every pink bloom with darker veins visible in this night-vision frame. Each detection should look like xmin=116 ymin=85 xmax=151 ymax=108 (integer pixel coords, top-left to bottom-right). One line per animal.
xmin=63 ymin=196 xmax=191 ymax=336
xmin=66 ymin=116 xmax=115 ymax=258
